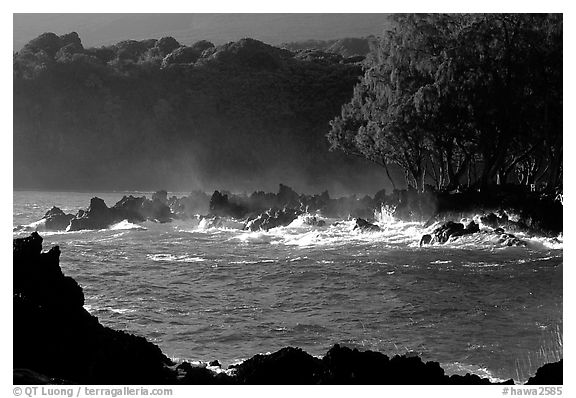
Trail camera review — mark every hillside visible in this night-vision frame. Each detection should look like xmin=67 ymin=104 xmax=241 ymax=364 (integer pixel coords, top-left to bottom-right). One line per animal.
xmin=13 ymin=32 xmax=388 ymax=193
xmin=282 ymin=36 xmax=379 ymax=58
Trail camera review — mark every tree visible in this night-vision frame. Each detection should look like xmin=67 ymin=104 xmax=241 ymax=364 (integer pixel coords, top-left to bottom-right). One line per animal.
xmin=328 ymin=13 xmax=562 ymax=192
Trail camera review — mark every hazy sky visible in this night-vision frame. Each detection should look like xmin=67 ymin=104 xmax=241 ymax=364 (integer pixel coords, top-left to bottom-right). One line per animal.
xmin=13 ymin=13 xmax=390 ymax=50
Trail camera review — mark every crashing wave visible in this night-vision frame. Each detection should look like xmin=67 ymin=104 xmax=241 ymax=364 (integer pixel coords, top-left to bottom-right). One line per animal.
xmin=109 ymin=219 xmax=148 ymax=231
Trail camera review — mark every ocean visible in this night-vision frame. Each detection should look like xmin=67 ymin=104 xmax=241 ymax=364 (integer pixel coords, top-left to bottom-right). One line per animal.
xmin=13 ymin=190 xmax=563 ymax=383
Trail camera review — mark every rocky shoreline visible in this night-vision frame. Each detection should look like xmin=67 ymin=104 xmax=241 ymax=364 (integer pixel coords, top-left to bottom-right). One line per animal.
xmin=13 ymin=232 xmax=562 ymax=385
xmin=15 ymin=185 xmax=563 ymax=245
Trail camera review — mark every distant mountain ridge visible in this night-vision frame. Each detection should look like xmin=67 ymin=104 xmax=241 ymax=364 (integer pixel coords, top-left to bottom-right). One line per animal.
xmin=14 ymin=13 xmax=391 ymax=51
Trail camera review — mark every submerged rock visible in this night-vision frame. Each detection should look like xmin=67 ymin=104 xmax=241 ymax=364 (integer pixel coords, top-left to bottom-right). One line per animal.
xmin=422 ymin=220 xmax=480 ymax=245
xmin=497 ymin=232 xmax=527 ymax=247
xmin=353 ymin=218 xmax=380 ymax=232
xmin=301 ymin=215 xmax=326 ymax=227
xmin=245 ymin=208 xmax=301 ymax=231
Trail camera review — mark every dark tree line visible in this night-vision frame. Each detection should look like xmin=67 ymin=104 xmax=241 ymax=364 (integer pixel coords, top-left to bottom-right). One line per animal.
xmin=328 ymin=14 xmax=562 ymax=193
xmin=14 ymin=32 xmax=382 ymax=192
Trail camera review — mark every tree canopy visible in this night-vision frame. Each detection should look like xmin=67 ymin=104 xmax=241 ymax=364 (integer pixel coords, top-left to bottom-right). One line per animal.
xmin=328 ymin=14 xmax=562 ymax=193
xmin=14 ymin=33 xmax=387 ymax=193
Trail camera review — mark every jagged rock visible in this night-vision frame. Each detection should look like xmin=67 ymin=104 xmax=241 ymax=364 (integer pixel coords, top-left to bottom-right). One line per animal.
xmin=41 ymin=206 xmax=75 ymax=231
xmin=426 ymin=220 xmax=481 ymax=244
xmin=245 ymin=208 xmax=301 ymax=231
xmin=67 ymin=197 xmax=115 ymax=231
xmin=420 ymin=234 xmax=432 ymax=246
xmin=65 ymin=194 xmax=173 ymax=231
xmin=277 ymin=184 xmax=301 ymax=208
xmin=353 ymin=218 xmax=380 ymax=232
xmin=169 ymin=191 xmax=210 ymax=218
xmin=111 ymin=195 xmax=147 ymax=222
xmin=209 ymin=191 xmax=247 ymax=219
xmin=231 ymin=347 xmax=323 ymax=384
xmin=13 ymin=233 xmax=176 ymax=384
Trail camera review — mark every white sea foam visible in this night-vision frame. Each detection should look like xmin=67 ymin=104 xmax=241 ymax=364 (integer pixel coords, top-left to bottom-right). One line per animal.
xmin=147 ymin=254 xmax=206 ymax=263
xmin=109 ymin=220 xmax=147 ymax=231
xmin=443 ymin=361 xmax=510 ymax=384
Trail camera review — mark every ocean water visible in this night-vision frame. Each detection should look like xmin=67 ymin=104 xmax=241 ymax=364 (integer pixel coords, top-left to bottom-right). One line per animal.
xmin=13 ymin=191 xmax=563 ymax=383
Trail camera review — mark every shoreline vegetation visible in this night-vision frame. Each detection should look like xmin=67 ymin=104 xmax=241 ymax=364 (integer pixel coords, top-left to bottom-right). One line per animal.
xmin=13 ymin=232 xmax=562 ymax=385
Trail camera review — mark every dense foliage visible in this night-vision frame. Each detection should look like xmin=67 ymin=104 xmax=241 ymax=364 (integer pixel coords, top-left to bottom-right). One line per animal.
xmin=282 ymin=36 xmax=378 ymax=58
xmin=14 ymin=33 xmax=382 ymax=192
xmin=328 ymin=14 xmax=562 ymax=193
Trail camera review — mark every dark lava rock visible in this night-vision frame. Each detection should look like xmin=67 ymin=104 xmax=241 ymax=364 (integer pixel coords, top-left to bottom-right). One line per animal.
xmin=231 ymin=347 xmax=323 ymax=384
xmin=497 ymin=232 xmax=527 ymax=247
xmin=301 ymin=215 xmax=326 ymax=227
xmin=169 ymin=191 xmax=210 ymax=218
xmin=67 ymin=197 xmax=116 ymax=231
xmin=425 ymin=220 xmax=480 ymax=245
xmin=141 ymin=198 xmax=172 ymax=223
xmin=209 ymin=190 xmax=248 ymax=219
xmin=244 ymin=208 xmax=301 ymax=231
xmin=322 ymin=344 xmax=391 ymax=384
xmin=41 ymin=206 xmax=75 ymax=231
xmin=67 ymin=194 xmax=173 ymax=231
xmin=525 ymin=360 xmax=562 ymax=385
xmin=432 ymin=221 xmax=464 ymax=243
xmin=14 ymin=233 xmax=176 ymax=384
xmin=420 ymin=234 xmax=432 ymax=246
xmin=110 ymin=195 xmax=147 ymax=222
xmin=353 ymin=218 xmax=380 ymax=232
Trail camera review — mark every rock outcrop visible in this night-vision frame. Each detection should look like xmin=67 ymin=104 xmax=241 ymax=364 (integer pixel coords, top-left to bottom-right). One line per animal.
xmin=353 ymin=218 xmax=380 ymax=232
xmin=13 ymin=232 xmax=176 ymax=384
xmin=41 ymin=206 xmax=75 ymax=231
xmin=244 ymin=208 xmax=301 ymax=231
xmin=66 ymin=193 xmax=173 ymax=231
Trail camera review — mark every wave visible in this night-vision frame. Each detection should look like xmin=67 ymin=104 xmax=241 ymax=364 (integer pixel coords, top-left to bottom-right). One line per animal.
xmin=109 ymin=219 xmax=148 ymax=231
xmin=442 ymin=361 xmax=509 ymax=384
xmin=147 ymin=253 xmax=206 ymax=263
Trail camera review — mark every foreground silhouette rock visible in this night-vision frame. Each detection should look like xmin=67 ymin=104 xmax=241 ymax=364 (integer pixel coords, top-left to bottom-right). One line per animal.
xmin=14 ymin=232 xmax=175 ymax=384
xmin=525 ymin=360 xmax=563 ymax=385
xmin=13 ymin=233 xmax=561 ymax=385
